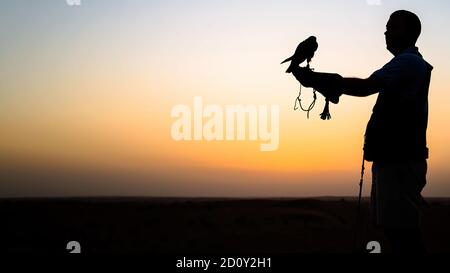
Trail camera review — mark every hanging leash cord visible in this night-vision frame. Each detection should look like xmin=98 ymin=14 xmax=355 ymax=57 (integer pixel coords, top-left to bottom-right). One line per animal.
xmin=352 ymin=148 xmax=366 ymax=252
xmin=294 ymin=84 xmax=317 ymax=119
xmin=357 ymin=155 xmax=366 ymax=224
xmin=293 ymin=65 xmax=332 ymax=120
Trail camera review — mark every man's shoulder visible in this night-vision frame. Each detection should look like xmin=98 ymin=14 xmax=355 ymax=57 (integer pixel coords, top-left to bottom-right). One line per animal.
xmin=379 ymin=50 xmax=428 ymax=78
xmin=391 ymin=51 xmax=426 ymax=68
xmin=373 ymin=49 xmax=430 ymax=90
xmin=393 ymin=47 xmax=432 ymax=70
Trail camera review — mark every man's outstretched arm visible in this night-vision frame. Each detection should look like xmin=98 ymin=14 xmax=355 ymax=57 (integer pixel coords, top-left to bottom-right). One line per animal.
xmin=291 ymin=66 xmax=383 ymax=100
xmin=341 ymin=76 xmax=383 ymax=97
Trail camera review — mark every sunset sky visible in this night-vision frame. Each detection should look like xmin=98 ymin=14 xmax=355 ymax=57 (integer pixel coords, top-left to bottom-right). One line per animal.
xmin=1 ymin=0 xmax=450 ymax=197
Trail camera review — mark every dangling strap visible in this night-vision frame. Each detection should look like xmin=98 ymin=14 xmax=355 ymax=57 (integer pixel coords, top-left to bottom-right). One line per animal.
xmin=293 ymin=65 xmax=333 ymax=120
xmin=352 ymin=151 xmax=366 ymax=252
xmin=320 ymin=99 xmax=331 ymax=120
xmin=294 ymin=83 xmax=317 ymax=119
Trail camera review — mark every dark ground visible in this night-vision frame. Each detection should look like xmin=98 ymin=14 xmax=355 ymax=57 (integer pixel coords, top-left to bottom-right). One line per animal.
xmin=1 ymin=197 xmax=450 ymax=254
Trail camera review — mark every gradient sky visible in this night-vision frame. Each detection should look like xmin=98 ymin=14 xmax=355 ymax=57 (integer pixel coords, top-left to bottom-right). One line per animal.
xmin=1 ymin=0 xmax=450 ymax=197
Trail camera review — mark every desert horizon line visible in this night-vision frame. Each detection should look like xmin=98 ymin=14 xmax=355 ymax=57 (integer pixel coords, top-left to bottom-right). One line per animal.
xmin=2 ymin=195 xmax=450 ymax=200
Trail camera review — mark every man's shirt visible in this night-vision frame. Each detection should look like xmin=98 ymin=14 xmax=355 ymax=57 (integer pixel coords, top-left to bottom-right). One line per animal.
xmin=372 ymin=47 xmax=428 ymax=99
xmin=364 ymin=47 xmax=433 ymax=161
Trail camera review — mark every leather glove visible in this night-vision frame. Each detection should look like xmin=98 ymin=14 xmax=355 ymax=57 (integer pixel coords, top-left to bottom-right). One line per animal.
xmin=291 ymin=66 xmax=343 ymax=104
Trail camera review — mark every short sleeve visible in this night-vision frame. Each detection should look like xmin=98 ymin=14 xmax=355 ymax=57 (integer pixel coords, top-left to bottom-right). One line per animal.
xmin=371 ymin=54 xmax=427 ymax=92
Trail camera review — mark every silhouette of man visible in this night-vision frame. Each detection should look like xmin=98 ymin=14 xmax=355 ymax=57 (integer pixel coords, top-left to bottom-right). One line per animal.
xmin=292 ymin=10 xmax=432 ymax=254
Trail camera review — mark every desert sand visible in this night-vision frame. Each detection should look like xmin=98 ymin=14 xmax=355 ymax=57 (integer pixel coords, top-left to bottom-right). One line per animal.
xmin=1 ymin=197 xmax=449 ymax=254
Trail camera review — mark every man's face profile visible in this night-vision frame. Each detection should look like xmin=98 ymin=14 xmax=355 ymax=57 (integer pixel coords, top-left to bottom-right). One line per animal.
xmin=384 ymin=11 xmax=421 ymax=56
xmin=385 ymin=16 xmax=408 ymax=55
